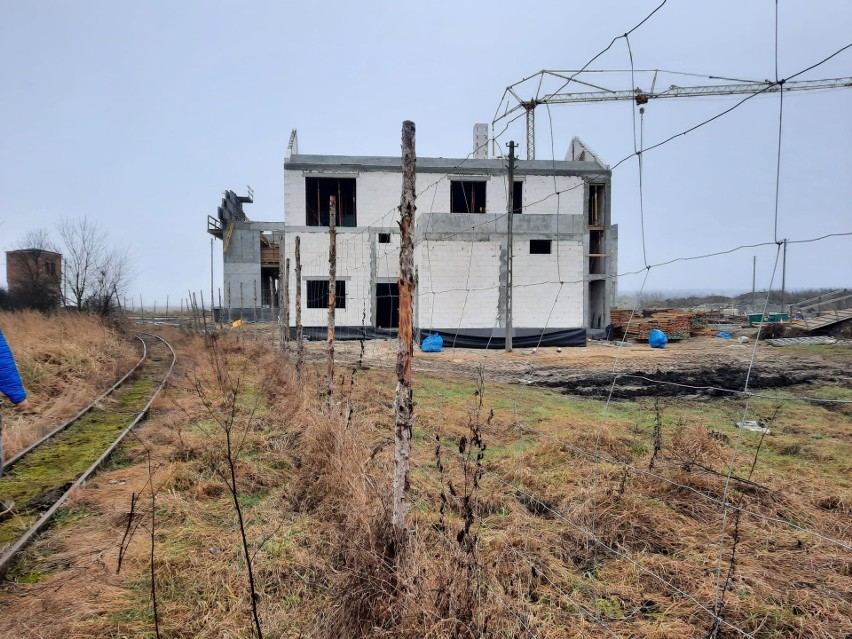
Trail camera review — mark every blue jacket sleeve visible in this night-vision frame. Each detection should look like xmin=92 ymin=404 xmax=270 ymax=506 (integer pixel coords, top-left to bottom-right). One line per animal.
xmin=0 ymin=328 xmax=27 ymax=404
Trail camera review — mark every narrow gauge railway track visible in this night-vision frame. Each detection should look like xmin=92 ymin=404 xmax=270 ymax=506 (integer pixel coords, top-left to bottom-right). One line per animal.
xmin=0 ymin=332 xmax=176 ymax=578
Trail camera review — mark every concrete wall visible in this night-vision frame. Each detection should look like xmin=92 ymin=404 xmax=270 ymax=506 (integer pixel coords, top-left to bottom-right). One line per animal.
xmin=223 ymin=223 xmax=262 ymax=309
xmin=271 ymin=155 xmax=613 ymax=331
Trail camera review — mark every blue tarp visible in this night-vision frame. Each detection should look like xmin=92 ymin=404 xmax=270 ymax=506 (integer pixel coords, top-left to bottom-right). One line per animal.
xmin=649 ymin=329 xmax=668 ymax=349
xmin=421 ymin=334 xmax=444 ymax=352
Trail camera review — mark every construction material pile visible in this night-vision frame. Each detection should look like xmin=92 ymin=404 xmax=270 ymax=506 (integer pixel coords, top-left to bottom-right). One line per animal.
xmin=610 ymin=309 xmax=709 ymax=340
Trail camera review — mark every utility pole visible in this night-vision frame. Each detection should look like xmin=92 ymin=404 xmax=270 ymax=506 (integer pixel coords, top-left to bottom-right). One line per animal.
xmin=327 ymin=196 xmax=337 ymax=408
xmin=505 ymin=140 xmax=516 ymax=352
xmin=393 ymin=120 xmax=416 ymax=540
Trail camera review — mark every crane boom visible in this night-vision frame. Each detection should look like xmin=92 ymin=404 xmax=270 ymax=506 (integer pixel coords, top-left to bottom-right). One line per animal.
xmin=542 ymin=77 xmax=852 ymax=105
xmin=494 ymin=74 xmax=852 ymax=159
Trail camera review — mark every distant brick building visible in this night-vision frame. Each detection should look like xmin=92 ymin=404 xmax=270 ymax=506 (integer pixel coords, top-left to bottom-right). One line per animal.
xmin=6 ymin=249 xmax=63 ymax=308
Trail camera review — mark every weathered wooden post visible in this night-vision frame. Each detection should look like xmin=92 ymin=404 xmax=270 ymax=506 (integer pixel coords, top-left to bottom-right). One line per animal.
xmin=268 ymin=275 xmax=275 ymax=348
xmin=227 ymin=283 xmax=232 ymax=325
xmin=283 ymin=257 xmax=291 ymax=353
xmin=393 ymin=120 xmax=416 ymax=539
xmin=198 ymin=290 xmax=209 ymax=334
xmin=295 ymin=236 xmax=304 ymax=379
xmin=327 ymin=195 xmax=337 ymax=408
xmin=239 ymin=282 xmax=244 ymax=324
xmin=253 ymin=279 xmax=258 ymax=326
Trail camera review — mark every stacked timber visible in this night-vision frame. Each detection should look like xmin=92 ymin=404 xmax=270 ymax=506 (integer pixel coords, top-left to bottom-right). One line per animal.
xmin=610 ymin=308 xmax=698 ymax=340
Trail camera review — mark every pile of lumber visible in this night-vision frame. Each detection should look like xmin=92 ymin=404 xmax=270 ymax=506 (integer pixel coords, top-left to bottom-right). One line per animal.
xmin=610 ymin=308 xmax=704 ymax=340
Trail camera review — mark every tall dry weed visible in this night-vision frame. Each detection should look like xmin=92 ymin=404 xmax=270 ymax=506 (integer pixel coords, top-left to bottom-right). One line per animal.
xmin=0 ymin=310 xmax=137 ymax=456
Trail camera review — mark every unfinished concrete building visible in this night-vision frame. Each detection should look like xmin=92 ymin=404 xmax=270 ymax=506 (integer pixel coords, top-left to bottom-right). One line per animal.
xmin=209 ymin=126 xmax=617 ymax=345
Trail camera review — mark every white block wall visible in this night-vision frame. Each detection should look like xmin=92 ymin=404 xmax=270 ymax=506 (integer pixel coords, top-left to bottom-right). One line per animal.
xmin=284 ymin=170 xmax=586 ymax=221
xmin=416 ymin=240 xmax=501 ymax=330
xmin=281 ymin=231 xmax=371 ymax=326
xmin=512 ymin=239 xmax=584 ymax=327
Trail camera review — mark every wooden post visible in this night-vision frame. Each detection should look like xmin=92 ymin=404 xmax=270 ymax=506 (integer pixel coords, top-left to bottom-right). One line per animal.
xmin=188 ymin=291 xmax=196 ymax=332
xmin=268 ymin=275 xmax=275 ymax=349
xmin=327 ymin=195 xmax=337 ymax=408
xmin=218 ymin=288 xmax=223 ymax=328
xmin=198 ymin=290 xmax=209 ymax=334
xmin=253 ymin=279 xmax=258 ymax=326
xmin=283 ymin=257 xmax=291 ymax=352
xmin=393 ymin=120 xmax=416 ymax=539
xmin=279 ymin=236 xmax=287 ymax=352
xmin=239 ymin=282 xmax=244 ymax=324
xmin=227 ymin=283 xmax=232 ymax=325
xmin=295 ymin=236 xmax=304 ymax=378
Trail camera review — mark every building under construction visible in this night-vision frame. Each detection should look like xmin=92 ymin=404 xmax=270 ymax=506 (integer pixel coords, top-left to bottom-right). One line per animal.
xmin=208 ymin=126 xmax=617 ymax=346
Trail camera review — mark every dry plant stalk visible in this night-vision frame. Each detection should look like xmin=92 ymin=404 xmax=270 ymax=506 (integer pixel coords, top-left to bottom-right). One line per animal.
xmin=190 ymin=334 xmax=264 ymax=639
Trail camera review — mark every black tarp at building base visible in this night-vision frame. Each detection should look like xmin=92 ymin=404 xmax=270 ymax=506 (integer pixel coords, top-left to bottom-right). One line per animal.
xmin=421 ymin=327 xmax=587 ymax=349
xmin=250 ymin=325 xmax=586 ymax=349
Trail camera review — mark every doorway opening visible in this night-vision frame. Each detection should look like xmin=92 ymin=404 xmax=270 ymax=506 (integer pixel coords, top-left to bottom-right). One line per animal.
xmin=375 ymin=283 xmax=399 ymax=328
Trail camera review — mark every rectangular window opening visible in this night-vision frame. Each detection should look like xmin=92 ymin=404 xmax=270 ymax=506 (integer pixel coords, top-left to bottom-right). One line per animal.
xmin=378 ymin=232 xmax=391 ymax=244
xmin=306 ymin=177 xmax=357 ymax=227
xmin=512 ymin=180 xmax=523 ymax=214
xmin=588 ymin=183 xmax=605 ymax=226
xmin=530 ymin=239 xmax=552 ymax=254
xmin=450 ymin=180 xmax=486 ymax=213
xmin=306 ymin=280 xmax=346 ymax=309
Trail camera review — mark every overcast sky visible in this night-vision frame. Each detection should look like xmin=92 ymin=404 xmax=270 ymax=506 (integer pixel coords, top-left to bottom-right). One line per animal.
xmin=1 ymin=1 xmax=849 ymax=306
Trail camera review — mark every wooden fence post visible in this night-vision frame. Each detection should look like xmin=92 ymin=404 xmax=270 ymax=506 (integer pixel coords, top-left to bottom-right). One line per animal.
xmin=393 ymin=120 xmax=416 ymax=539
xmin=283 ymin=257 xmax=291 ymax=352
xmin=295 ymin=236 xmax=304 ymax=379
xmin=327 ymin=195 xmax=337 ymax=408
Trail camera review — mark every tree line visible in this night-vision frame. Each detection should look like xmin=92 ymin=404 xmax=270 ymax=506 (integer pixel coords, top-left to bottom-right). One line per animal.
xmin=0 ymin=217 xmax=133 ymax=315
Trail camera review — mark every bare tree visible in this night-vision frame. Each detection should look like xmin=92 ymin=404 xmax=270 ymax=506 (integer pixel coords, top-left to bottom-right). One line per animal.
xmin=59 ymin=217 xmax=108 ymax=310
xmin=59 ymin=217 xmax=133 ymax=314
xmin=87 ymin=248 xmax=133 ymax=315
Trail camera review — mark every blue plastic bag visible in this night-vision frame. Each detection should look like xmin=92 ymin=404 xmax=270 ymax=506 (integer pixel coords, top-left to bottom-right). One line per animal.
xmin=421 ymin=334 xmax=443 ymax=353
xmin=717 ymin=331 xmax=733 ymax=339
xmin=648 ymin=329 xmax=668 ymax=349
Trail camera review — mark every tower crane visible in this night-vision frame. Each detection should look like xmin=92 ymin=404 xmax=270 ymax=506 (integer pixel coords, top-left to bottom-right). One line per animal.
xmin=492 ymin=70 xmax=852 ymax=160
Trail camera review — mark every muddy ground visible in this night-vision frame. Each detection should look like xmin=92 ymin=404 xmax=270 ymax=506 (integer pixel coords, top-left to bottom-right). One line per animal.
xmin=300 ymin=333 xmax=851 ymax=398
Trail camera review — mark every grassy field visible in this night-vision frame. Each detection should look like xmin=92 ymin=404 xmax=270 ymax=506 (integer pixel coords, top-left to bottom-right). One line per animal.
xmin=0 ymin=329 xmax=849 ymax=638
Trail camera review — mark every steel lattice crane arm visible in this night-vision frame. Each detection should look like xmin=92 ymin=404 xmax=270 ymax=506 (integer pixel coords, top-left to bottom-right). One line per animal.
xmin=493 ymin=71 xmax=852 ymax=159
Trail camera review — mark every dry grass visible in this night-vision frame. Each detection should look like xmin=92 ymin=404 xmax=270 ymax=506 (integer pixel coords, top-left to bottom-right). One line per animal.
xmin=0 ymin=332 xmax=849 ymax=638
xmin=0 ymin=310 xmax=137 ymax=457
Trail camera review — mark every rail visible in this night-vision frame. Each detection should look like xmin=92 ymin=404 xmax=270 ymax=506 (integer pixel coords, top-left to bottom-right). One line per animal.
xmin=0 ymin=332 xmax=176 ymax=578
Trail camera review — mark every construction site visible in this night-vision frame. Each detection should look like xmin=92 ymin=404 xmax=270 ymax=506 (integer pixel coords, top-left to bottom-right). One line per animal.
xmin=1 ymin=3 xmax=850 ymax=639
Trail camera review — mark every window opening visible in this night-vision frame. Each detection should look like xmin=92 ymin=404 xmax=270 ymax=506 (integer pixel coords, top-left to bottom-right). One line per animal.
xmin=306 ymin=280 xmax=346 ymax=309
xmin=530 ymin=239 xmax=552 ymax=254
xmin=378 ymin=232 xmax=391 ymax=244
xmin=512 ymin=180 xmax=523 ymax=214
xmin=450 ymin=180 xmax=486 ymax=213
xmin=588 ymin=183 xmax=605 ymax=226
xmin=306 ymin=177 xmax=357 ymax=227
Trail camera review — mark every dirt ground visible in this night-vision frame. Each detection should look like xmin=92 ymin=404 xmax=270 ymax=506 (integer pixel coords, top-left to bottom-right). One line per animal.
xmin=0 ymin=327 xmax=849 ymax=638
xmin=304 ymin=333 xmax=852 ymax=398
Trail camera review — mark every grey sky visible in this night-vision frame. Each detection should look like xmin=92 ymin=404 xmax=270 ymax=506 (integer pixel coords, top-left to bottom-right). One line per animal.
xmin=1 ymin=1 xmax=850 ymax=306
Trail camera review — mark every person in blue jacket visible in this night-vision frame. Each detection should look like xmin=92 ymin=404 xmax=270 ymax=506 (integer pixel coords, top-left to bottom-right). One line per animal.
xmin=1 ymin=327 xmax=29 ymax=513
xmin=0 ymin=328 xmax=28 ymax=409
